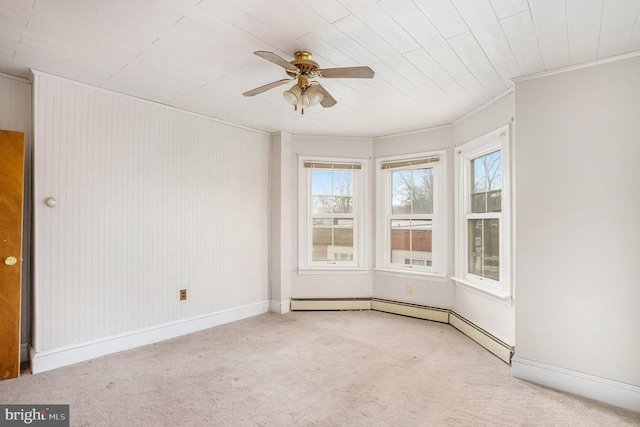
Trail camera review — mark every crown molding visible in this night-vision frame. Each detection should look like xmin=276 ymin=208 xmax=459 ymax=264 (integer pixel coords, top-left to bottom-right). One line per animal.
xmin=512 ymin=51 xmax=640 ymax=83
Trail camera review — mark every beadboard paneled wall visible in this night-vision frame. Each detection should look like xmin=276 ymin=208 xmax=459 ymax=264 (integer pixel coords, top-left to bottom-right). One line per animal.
xmin=0 ymin=73 xmax=32 ymax=354
xmin=32 ymin=71 xmax=270 ymax=354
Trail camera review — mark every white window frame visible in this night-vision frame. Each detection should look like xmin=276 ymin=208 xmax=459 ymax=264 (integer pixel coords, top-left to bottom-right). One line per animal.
xmin=453 ymin=125 xmax=511 ymax=299
xmin=375 ymin=150 xmax=447 ymax=279
xmin=298 ymin=156 xmax=368 ymax=273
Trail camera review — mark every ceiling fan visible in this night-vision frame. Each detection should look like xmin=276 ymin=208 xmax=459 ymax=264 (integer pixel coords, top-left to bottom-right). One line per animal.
xmin=243 ymin=50 xmax=375 ymax=114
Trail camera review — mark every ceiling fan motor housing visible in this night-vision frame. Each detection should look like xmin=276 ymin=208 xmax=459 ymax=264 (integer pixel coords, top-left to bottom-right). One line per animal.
xmin=288 ymin=51 xmax=319 ymax=76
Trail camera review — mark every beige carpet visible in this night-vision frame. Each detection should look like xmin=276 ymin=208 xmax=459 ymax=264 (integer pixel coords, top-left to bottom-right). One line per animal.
xmin=0 ymin=310 xmax=638 ymax=426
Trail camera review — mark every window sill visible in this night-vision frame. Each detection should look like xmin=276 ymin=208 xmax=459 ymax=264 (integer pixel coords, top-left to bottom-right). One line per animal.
xmin=374 ymin=268 xmax=448 ymax=283
xmin=298 ymin=267 xmax=370 ymax=275
xmin=451 ymin=276 xmax=513 ymax=306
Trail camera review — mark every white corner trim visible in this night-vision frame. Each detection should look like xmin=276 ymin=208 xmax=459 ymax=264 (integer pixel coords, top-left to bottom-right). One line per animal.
xmin=511 ymin=356 xmax=640 ymax=412
xmin=269 ymin=299 xmax=291 ymax=314
xmin=30 ymin=301 xmax=270 ymax=374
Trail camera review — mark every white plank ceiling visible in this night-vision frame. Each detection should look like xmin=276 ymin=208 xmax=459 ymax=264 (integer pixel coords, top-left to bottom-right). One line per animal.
xmin=1 ymin=0 xmax=639 ymax=137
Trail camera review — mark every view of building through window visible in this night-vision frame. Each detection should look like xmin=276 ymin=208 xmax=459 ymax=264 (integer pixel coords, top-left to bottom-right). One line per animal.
xmin=390 ymin=168 xmax=433 ymax=267
xmin=311 ymin=170 xmax=355 ymax=262
xmin=468 ymin=150 xmax=501 ymax=280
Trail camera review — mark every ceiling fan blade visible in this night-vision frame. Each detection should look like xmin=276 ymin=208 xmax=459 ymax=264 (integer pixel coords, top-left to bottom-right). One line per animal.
xmin=254 ymin=51 xmax=295 ymax=70
xmin=314 ymin=84 xmax=337 ymax=108
xmin=318 ymin=66 xmax=374 ymax=78
xmin=243 ymin=79 xmax=291 ymax=97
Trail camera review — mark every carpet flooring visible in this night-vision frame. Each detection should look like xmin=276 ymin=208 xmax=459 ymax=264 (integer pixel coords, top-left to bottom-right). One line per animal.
xmin=0 ymin=310 xmax=638 ymax=426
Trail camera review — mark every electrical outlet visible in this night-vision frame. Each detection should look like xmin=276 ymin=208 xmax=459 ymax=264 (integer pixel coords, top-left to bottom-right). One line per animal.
xmin=180 ymin=289 xmax=187 ymax=301
xmin=406 ymin=284 xmax=413 ymax=295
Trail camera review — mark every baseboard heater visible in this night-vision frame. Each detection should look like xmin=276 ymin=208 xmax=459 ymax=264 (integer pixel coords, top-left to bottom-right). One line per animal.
xmin=448 ymin=310 xmax=513 ymax=364
xmin=290 ymin=297 xmax=514 ymax=364
xmin=371 ymin=298 xmax=449 ymax=323
xmin=290 ymin=298 xmax=372 ymax=311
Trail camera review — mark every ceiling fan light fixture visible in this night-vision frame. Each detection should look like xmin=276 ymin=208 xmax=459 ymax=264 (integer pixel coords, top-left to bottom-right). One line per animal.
xmin=306 ymin=86 xmax=323 ymax=106
xmin=283 ymin=85 xmax=301 ymax=105
xmin=300 ymin=93 xmax=310 ymax=110
xmin=245 ymin=50 xmax=374 ymax=114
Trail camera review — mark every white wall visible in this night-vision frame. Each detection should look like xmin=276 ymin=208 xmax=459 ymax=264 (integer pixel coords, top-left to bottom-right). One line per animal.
xmin=452 ymin=92 xmax=516 ymax=345
xmin=0 ymin=73 xmax=32 ymax=358
xmin=373 ymin=126 xmax=455 ymax=309
xmin=513 ymin=56 xmax=640 ymax=404
xmin=31 ymin=72 xmax=271 ymax=370
xmin=289 ymin=135 xmax=374 ymax=298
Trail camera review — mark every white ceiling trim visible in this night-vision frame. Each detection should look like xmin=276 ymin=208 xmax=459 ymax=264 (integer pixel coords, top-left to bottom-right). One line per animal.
xmin=452 ymin=87 xmax=514 ymax=126
xmin=373 ymin=123 xmax=453 ymax=141
xmin=512 ymin=51 xmax=640 ymax=82
xmin=0 ymin=70 xmax=30 ymax=84
xmin=290 ymin=133 xmax=373 ymax=142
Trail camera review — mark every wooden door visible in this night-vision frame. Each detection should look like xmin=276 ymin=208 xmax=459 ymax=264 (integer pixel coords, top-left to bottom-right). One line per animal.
xmin=0 ymin=130 xmax=25 ymax=380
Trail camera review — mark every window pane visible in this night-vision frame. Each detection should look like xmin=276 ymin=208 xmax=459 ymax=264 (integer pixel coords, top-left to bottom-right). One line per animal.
xmin=312 ymin=170 xmax=353 ymax=214
xmin=412 ymin=168 xmax=433 ymax=214
xmin=311 ymin=171 xmax=332 ymax=196
xmin=390 ymin=219 xmax=432 ymax=266
xmin=468 ymin=219 xmax=499 ymax=280
xmin=411 ymin=219 xmax=432 ymax=265
xmin=470 ymin=151 xmax=501 ymax=213
xmin=312 ymin=218 xmax=332 ymax=261
xmin=391 ymin=169 xmax=433 ymax=215
xmin=312 ymin=217 xmax=354 ymax=262
xmin=391 ymin=219 xmax=410 ymax=257
xmin=332 ymin=196 xmax=353 ymax=214
xmin=333 ymin=171 xmax=353 ymax=196
xmin=392 ymin=170 xmax=412 ymax=214
xmin=312 ymin=196 xmax=333 ymax=214
xmin=334 ymin=218 xmax=354 ymax=244
xmin=483 ymin=218 xmax=500 ymax=280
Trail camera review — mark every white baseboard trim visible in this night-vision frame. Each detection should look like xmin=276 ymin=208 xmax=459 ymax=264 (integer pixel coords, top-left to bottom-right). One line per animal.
xmin=31 ymin=300 xmax=270 ymax=374
xmin=269 ymin=299 xmax=291 ymax=314
xmin=511 ymin=356 xmax=640 ymax=412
